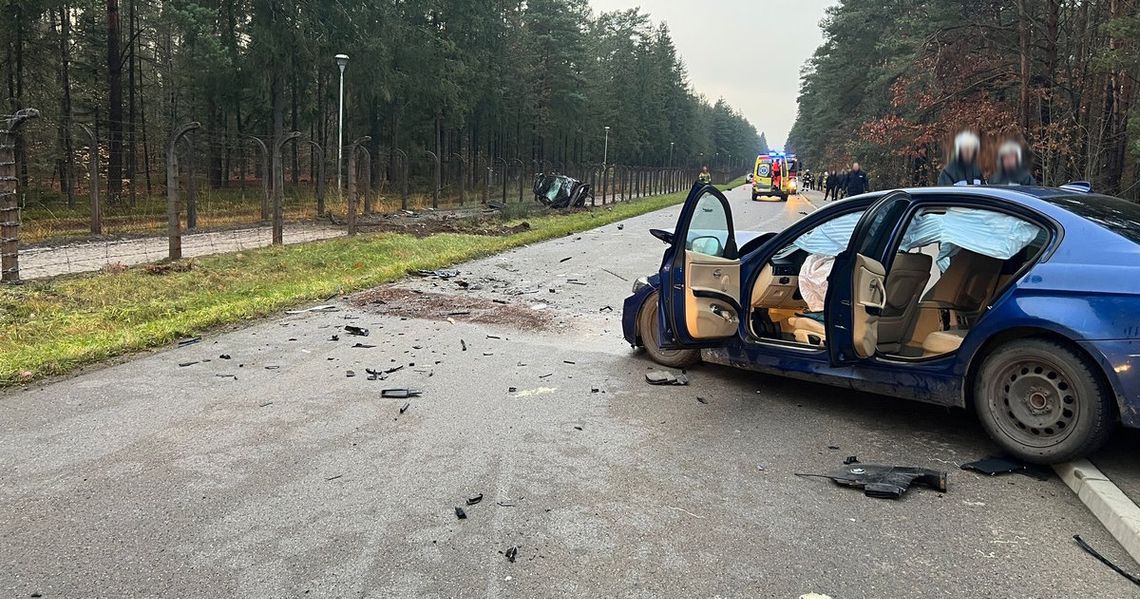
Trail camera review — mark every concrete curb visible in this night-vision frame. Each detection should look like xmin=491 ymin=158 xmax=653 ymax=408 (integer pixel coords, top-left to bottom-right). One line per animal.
xmin=1055 ymin=459 xmax=1140 ymax=566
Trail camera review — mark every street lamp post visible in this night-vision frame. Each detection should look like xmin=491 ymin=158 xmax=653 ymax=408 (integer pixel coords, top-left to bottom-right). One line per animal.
xmin=668 ymin=141 xmax=674 ymax=167
xmin=335 ymin=53 xmax=349 ymax=199
xmin=602 ymin=126 xmax=610 ymax=168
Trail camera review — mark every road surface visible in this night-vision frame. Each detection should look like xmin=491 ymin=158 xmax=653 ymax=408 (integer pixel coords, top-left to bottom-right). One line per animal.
xmin=3 ymin=187 xmax=1138 ymax=598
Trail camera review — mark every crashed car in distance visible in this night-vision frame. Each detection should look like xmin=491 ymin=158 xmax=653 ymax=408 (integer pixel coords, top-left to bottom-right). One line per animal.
xmin=623 ymin=181 xmax=1140 ymax=464
xmin=533 ymin=173 xmax=592 ymax=209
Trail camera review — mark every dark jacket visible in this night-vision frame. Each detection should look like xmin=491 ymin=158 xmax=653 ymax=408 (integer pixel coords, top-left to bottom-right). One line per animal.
xmin=938 ymin=160 xmax=984 ymax=186
xmin=845 ymin=170 xmax=869 ymax=196
xmin=990 ymin=167 xmax=1035 ymax=186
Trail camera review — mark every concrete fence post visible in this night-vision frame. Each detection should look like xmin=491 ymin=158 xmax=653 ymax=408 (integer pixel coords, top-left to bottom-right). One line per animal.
xmin=272 ymin=131 xmax=302 ymax=245
xmin=0 ymin=108 xmax=38 ymax=284
xmin=166 ymin=121 xmax=201 ymax=261
xmin=303 ymin=140 xmax=326 ymax=215
xmin=513 ymin=158 xmax=524 ymax=203
xmin=345 ymin=136 xmax=371 ymax=235
xmin=424 ymin=150 xmax=441 ymax=209
xmin=78 ymin=124 xmax=101 ymax=235
xmin=451 ymin=153 xmax=467 ymax=205
xmin=393 ymin=148 xmax=409 ymax=211
xmin=357 ymin=146 xmax=373 ymax=214
xmin=243 ymin=135 xmax=270 ymax=223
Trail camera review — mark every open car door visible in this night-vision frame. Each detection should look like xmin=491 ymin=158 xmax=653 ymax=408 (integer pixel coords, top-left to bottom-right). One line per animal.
xmin=824 ymin=191 xmax=912 ymax=363
xmin=656 ymin=184 xmax=742 ymax=349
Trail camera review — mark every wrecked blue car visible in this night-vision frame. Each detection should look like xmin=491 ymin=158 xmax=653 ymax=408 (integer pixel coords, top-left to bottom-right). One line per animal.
xmin=623 ymin=182 xmax=1140 ymax=463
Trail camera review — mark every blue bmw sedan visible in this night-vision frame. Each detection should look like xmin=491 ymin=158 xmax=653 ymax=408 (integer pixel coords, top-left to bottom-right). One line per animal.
xmin=623 ymin=182 xmax=1140 ymax=463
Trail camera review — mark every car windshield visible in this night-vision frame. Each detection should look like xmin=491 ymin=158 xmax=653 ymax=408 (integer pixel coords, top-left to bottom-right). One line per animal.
xmin=1042 ymin=194 xmax=1140 ymax=245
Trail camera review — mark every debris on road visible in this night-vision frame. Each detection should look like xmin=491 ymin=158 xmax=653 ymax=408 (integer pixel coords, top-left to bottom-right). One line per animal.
xmin=326 ymin=474 xmax=343 ymax=481
xmin=798 ymin=464 xmax=948 ymax=499
xmin=645 ymin=371 xmax=689 ymax=386
xmin=601 ymin=268 xmax=628 ymax=281
xmin=696 ymin=396 xmax=708 ymax=404
xmin=559 ymin=256 xmax=572 ymax=263
xmin=176 ymin=337 xmax=201 ymax=347
xmin=454 ymin=507 xmax=467 ymax=520
xmin=505 ymin=546 xmax=519 ymax=563
xmin=844 ymin=456 xmax=860 ymax=465
xmin=381 ymin=388 xmax=422 ymax=398
xmin=219 ymin=354 xmax=231 ymax=360
xmin=1073 ymin=534 xmax=1140 ymax=586
xmin=599 ymin=305 xmax=613 ymax=312
xmin=346 ymin=370 xmax=356 ymax=378
xmin=286 ymin=305 xmax=339 ymax=314
xmin=466 ymin=494 xmax=483 ymax=506
xmin=461 ymin=339 xmax=468 ymax=351
xmin=178 ymin=361 xmax=199 ymax=368
xmin=961 ymin=456 xmax=1050 ymax=480
xmin=399 ymin=402 xmax=410 ymax=414
xmin=345 ymin=325 xmax=369 ymax=336
xmin=330 ymin=334 xmax=340 ymax=341
xmin=352 ymin=343 xmax=375 ymax=348
xmin=417 ymin=269 xmax=460 ymax=279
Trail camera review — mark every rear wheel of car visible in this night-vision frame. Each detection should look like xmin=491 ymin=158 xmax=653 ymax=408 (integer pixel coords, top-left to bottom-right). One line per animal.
xmin=974 ymin=339 xmax=1115 ymax=464
xmin=637 ymin=290 xmax=701 ymax=369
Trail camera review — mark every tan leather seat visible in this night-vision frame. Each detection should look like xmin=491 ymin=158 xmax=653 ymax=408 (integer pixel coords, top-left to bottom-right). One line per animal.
xmin=878 ymin=252 xmax=933 ymax=352
xmin=789 ymin=316 xmax=826 ymax=345
xmin=922 ymin=249 xmax=1003 ymax=312
xmin=922 ymin=330 xmax=967 ymax=355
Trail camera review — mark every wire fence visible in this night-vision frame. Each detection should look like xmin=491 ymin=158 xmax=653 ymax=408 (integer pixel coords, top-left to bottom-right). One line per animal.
xmin=3 ymin=107 xmax=738 ymax=281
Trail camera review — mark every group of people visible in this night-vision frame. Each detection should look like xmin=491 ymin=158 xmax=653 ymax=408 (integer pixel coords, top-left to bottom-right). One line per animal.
xmin=807 ymin=132 xmax=1034 ymax=202
xmin=815 ymin=163 xmax=870 ymax=202
xmin=937 ymin=132 xmax=1035 ymax=187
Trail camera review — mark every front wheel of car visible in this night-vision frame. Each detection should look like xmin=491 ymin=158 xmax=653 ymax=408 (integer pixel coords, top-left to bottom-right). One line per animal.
xmin=974 ymin=339 xmax=1115 ymax=464
xmin=637 ymin=290 xmax=701 ymax=369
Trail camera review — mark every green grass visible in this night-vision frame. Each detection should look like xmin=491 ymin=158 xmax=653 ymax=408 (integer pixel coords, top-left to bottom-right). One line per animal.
xmin=0 ymin=177 xmax=745 ymax=385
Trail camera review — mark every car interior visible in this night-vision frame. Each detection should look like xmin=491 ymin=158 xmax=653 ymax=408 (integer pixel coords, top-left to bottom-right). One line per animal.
xmin=746 ymin=207 xmax=1050 ymax=359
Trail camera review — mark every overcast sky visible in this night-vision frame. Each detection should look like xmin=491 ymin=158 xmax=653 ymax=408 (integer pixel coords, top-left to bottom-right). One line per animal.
xmin=587 ymin=0 xmax=835 ymax=150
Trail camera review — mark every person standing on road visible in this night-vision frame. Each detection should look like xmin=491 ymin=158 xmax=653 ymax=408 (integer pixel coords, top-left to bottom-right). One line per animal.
xmin=698 ymin=166 xmax=712 ymax=185
xmin=844 ymin=162 xmax=870 ymax=197
xmin=938 ymin=131 xmax=984 ymax=186
xmin=991 ymin=140 xmax=1036 ymax=186
xmin=823 ymin=169 xmax=836 ymax=201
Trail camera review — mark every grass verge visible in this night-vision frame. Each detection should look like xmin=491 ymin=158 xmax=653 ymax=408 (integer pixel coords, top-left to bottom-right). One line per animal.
xmin=0 ymin=178 xmax=745 ymax=385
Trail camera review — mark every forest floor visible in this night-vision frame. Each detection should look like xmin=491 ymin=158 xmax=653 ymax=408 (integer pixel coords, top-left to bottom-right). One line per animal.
xmin=0 ymin=178 xmax=745 ymax=385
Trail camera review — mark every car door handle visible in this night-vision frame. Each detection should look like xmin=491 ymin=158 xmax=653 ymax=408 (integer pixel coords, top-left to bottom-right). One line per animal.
xmin=712 ymin=268 xmax=723 ymax=278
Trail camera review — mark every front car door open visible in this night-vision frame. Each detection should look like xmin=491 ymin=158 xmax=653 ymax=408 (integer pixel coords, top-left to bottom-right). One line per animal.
xmin=825 ymin=191 xmax=912 ymax=363
xmin=657 ymin=184 xmax=742 ymax=349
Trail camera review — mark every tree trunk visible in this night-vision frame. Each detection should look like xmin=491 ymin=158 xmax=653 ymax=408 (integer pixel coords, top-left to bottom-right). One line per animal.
xmin=56 ymin=5 xmax=77 ymax=207
xmin=107 ymin=0 xmax=124 ymax=201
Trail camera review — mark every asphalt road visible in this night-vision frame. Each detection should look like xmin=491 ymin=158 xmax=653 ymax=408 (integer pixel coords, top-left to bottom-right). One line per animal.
xmin=3 ymin=186 xmax=1138 ymax=598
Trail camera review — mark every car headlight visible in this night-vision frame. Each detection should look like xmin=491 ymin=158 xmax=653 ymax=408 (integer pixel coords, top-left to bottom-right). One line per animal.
xmin=632 ymin=276 xmax=650 ymax=294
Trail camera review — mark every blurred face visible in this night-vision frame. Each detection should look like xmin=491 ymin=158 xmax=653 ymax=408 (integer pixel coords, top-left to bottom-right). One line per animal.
xmin=961 ymin=146 xmax=977 ymax=163
xmin=852 ymin=162 xmax=860 ymax=171
xmin=1001 ymin=152 xmax=1019 ymax=171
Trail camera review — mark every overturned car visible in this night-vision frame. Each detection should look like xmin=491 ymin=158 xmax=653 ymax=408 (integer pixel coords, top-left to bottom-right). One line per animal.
xmin=533 ymin=173 xmax=592 ymax=209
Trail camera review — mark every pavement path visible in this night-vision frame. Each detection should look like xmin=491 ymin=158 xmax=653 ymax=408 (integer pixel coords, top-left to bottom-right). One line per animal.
xmin=2 ymin=187 xmax=1139 ymax=598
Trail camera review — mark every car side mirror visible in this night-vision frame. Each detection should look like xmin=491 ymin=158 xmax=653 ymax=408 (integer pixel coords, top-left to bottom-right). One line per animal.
xmin=650 ymin=228 xmax=674 ymax=245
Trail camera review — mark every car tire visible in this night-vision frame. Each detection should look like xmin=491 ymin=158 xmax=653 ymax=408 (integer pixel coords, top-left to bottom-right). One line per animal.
xmin=974 ymin=338 xmax=1115 ymax=464
xmin=637 ymin=290 xmax=701 ymax=369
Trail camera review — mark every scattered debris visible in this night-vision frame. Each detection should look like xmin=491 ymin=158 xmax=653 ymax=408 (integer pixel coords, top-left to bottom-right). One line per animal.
xmin=827 ymin=445 xmax=840 ymax=450
xmin=599 ymin=305 xmax=613 ymax=312
xmin=797 ymin=464 xmax=948 ymax=499
xmin=559 ymin=256 xmax=572 ymax=263
xmin=286 ymin=305 xmax=339 ymax=314
xmin=696 ymin=396 xmax=708 ymax=404
xmin=617 ymin=224 xmax=624 ymax=230
xmin=454 ymin=507 xmax=468 ymax=520
xmin=448 ymin=310 xmax=471 ymax=316
xmin=330 ymin=334 xmax=340 ymax=341
xmin=219 ymin=354 xmax=231 ymax=360
xmin=567 ymin=280 xmax=587 ymax=286
xmin=505 ymin=546 xmax=519 ymax=563
xmin=1073 ymin=534 xmax=1140 ymax=586
xmin=600 ymin=268 xmax=628 ymax=281
xmin=352 ymin=343 xmax=376 ymax=348
xmin=961 ymin=456 xmax=1050 ymax=480
xmin=563 ymin=360 xmax=576 ymax=365
xmin=487 ymin=334 xmax=501 ymax=340
xmin=399 ymin=402 xmax=410 ymax=414
xmin=176 ymin=337 xmax=201 ymax=347
xmin=573 ymin=426 xmax=583 ymax=431
xmin=258 ymin=401 xmax=273 ymax=408
xmin=539 ymin=373 xmax=553 ymax=379
xmin=346 ymin=370 xmax=356 ymax=378
xmin=326 ymin=474 xmax=343 ymax=481
xmin=466 ymin=494 xmax=484 ymax=506
xmin=418 ymin=269 xmax=460 ymax=279
xmin=461 ymin=339 xmax=468 ymax=351
xmin=382 ymin=388 xmax=422 ymax=398
xmin=345 ymin=325 xmax=370 ymax=337
xmin=844 ymin=456 xmax=860 ymax=465
xmin=264 ymin=365 xmax=280 ymax=370
xmin=508 ymin=387 xmax=517 ymax=393
xmin=645 ymin=371 xmax=689 ymax=386
xmin=496 ymin=501 xmax=516 ymax=507
xmin=756 ymin=464 xmax=766 ymax=472
xmin=178 ymin=361 xmax=199 ymax=368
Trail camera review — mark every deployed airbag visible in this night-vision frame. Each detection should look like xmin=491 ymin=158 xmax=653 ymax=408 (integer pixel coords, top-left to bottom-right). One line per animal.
xmin=901 ymin=208 xmax=1040 ymax=270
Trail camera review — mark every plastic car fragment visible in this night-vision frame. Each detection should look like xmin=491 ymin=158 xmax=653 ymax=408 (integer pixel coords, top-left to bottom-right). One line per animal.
xmin=645 ymin=371 xmax=689 ymax=386
xmin=799 ymin=464 xmax=948 ymax=499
